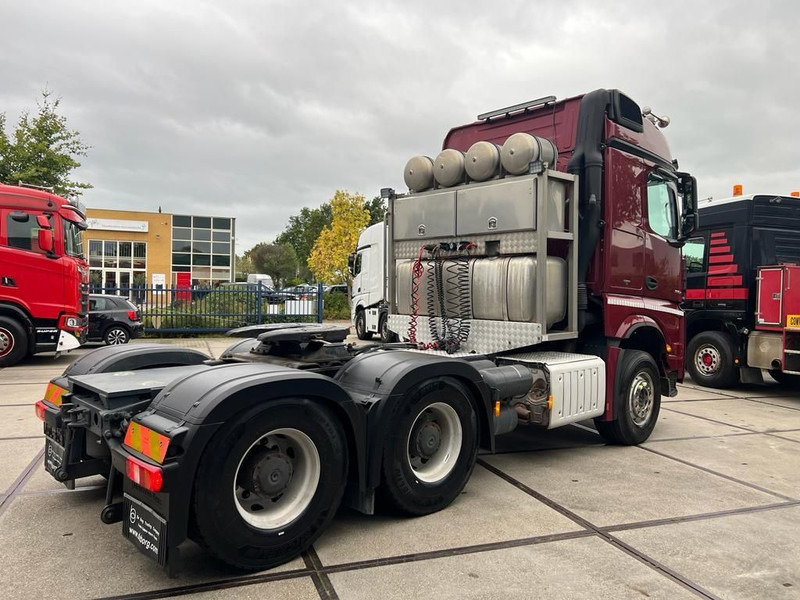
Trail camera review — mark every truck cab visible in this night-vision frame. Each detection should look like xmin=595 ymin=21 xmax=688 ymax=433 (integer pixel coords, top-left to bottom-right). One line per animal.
xmin=683 ymin=192 xmax=800 ymax=387
xmin=0 ymin=183 xmax=88 ymax=366
xmin=349 ymin=222 xmax=386 ymax=340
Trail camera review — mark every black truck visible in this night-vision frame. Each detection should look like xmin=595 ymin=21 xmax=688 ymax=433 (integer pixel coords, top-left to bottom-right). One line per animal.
xmin=683 ymin=191 xmax=800 ymax=388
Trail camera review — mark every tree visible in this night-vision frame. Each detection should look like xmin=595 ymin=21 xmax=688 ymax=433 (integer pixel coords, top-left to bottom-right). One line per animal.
xmin=249 ymin=243 xmax=299 ymax=289
xmin=275 ymin=204 xmax=333 ymax=280
xmin=308 ymin=190 xmax=371 ymax=284
xmin=235 ymin=253 xmax=254 ymax=282
xmin=366 ymin=196 xmax=386 ymax=225
xmin=0 ymin=89 xmax=91 ymax=196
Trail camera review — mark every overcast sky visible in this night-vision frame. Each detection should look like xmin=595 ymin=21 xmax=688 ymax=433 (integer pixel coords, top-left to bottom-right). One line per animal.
xmin=2 ymin=0 xmax=798 ymax=253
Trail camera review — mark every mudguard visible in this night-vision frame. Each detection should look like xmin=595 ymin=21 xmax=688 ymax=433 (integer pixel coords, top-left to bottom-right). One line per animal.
xmin=334 ymin=350 xmax=493 ymax=492
xmin=116 ymin=361 xmax=366 ymax=551
xmin=63 ymin=343 xmax=210 ymax=377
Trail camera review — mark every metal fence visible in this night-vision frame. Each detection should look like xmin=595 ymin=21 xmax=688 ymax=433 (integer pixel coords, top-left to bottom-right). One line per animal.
xmin=95 ymin=284 xmax=324 ymax=334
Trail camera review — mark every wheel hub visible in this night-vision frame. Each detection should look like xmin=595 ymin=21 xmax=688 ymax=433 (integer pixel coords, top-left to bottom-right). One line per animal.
xmin=412 ymin=419 xmax=442 ymax=459
xmin=0 ymin=328 xmax=11 ymax=357
xmin=629 ymin=373 xmax=654 ymax=427
xmin=241 ymin=448 xmax=294 ymax=497
xmin=696 ymin=345 xmax=720 ymax=375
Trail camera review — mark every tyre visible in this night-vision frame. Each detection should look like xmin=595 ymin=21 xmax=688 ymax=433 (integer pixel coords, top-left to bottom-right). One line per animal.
xmin=355 ymin=310 xmax=372 ymax=340
xmin=686 ymin=331 xmax=739 ymax=388
xmin=379 ymin=314 xmax=396 ymax=343
xmin=0 ymin=316 xmax=28 ymax=367
xmin=769 ymin=370 xmax=800 ymax=389
xmin=595 ymin=350 xmax=661 ymax=445
xmin=192 ymin=399 xmax=347 ymax=570
xmin=379 ymin=377 xmax=478 ymax=516
xmin=103 ymin=325 xmax=130 ymax=345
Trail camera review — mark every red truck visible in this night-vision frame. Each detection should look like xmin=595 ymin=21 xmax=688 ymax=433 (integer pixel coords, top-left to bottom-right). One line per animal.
xmin=0 ymin=183 xmax=88 ymax=366
xmin=683 ymin=189 xmax=800 ymax=387
xmin=36 ymin=88 xmax=696 ymax=573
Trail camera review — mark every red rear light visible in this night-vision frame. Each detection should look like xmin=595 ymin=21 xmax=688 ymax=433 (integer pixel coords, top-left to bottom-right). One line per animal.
xmin=126 ymin=455 xmax=163 ymax=492
xmin=127 ymin=310 xmax=137 ymax=321
xmin=34 ymin=400 xmax=47 ymax=421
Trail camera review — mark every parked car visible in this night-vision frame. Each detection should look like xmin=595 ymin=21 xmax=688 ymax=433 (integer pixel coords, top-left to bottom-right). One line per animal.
xmin=88 ymin=294 xmax=144 ymax=345
xmin=218 ymin=282 xmax=298 ymax=303
xmin=282 ymin=284 xmax=318 ymax=299
xmin=325 ymin=284 xmax=348 ymax=295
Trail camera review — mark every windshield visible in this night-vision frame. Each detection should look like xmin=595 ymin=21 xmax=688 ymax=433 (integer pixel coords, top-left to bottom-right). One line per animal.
xmin=63 ymin=217 xmax=85 ymax=258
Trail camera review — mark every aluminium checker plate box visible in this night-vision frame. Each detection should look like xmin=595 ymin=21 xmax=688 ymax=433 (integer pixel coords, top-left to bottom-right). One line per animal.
xmin=498 ymin=352 xmax=606 ymax=428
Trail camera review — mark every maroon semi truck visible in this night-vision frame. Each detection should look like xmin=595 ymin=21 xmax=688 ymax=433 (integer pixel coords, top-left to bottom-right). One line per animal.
xmin=0 ymin=183 xmax=88 ymax=366
xmin=36 ymin=88 xmax=696 ymax=573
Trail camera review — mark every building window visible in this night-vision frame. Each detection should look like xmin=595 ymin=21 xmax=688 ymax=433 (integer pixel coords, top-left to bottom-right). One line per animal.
xmin=172 ymin=214 xmax=235 ymax=285
xmin=87 ymin=239 xmax=147 ymax=294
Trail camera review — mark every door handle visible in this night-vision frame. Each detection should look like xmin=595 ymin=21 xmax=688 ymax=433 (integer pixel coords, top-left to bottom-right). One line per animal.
xmin=1 ymin=276 xmax=15 ymax=287
xmin=646 ymin=276 xmax=658 ymax=290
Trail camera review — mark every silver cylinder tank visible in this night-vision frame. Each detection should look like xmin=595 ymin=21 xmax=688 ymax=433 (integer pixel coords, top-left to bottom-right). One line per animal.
xmin=433 ymin=149 xmax=466 ymax=187
xmin=404 ymin=155 xmax=435 ymax=192
xmin=465 ymin=141 xmax=501 ymax=181
xmin=395 ymin=255 xmax=567 ymax=326
xmin=500 ymin=133 xmax=558 ymax=175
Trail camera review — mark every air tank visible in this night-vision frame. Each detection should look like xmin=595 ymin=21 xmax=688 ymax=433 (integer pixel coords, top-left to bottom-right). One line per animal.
xmin=465 ymin=141 xmax=501 ymax=181
xmin=403 ymin=155 xmax=435 ymax=192
xmin=500 ymin=133 xmax=558 ymax=175
xmin=433 ymin=149 xmax=466 ymax=187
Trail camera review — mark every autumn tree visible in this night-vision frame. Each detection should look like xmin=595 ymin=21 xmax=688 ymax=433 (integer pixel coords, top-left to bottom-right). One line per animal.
xmin=249 ymin=242 xmax=299 ymax=289
xmin=0 ymin=90 xmax=91 ymax=196
xmin=308 ymin=190 xmax=371 ymax=284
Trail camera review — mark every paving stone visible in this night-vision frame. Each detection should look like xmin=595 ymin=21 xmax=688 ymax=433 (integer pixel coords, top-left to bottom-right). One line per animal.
xmin=483 ymin=444 xmax=779 ymax=527
xmin=315 ymin=464 xmax=580 ymax=565
xmin=615 ymin=505 xmax=800 ymax=600
xmin=663 ymin=399 xmax=800 ymax=432
xmin=328 ymin=536 xmax=697 ymax=600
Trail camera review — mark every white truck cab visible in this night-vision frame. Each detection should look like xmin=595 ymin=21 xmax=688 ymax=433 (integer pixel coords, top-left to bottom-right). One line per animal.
xmin=349 ymin=223 xmax=388 ymax=340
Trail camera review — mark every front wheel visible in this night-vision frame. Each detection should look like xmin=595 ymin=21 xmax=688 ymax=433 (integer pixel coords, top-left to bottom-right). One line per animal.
xmin=0 ymin=316 xmax=28 ymax=367
xmin=595 ymin=350 xmax=661 ymax=445
xmin=192 ymin=400 xmax=347 ymax=570
xmin=686 ymin=331 xmax=739 ymax=388
xmin=355 ymin=310 xmax=372 ymax=340
xmin=379 ymin=377 xmax=478 ymax=515
xmin=379 ymin=314 xmax=396 ymax=343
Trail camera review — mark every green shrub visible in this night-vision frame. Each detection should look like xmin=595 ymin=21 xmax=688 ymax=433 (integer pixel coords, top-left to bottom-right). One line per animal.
xmin=322 ymin=291 xmax=350 ymax=320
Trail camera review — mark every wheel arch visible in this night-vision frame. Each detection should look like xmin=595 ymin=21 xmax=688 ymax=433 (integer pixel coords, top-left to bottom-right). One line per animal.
xmin=616 ymin=318 xmax=668 ymax=373
xmin=141 ymin=363 xmax=367 ymax=545
xmin=334 ymin=350 xmax=493 ymax=494
xmin=0 ymin=301 xmax=35 ymax=353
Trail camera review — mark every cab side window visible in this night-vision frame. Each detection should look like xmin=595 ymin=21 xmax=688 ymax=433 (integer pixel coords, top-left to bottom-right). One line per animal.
xmin=682 ymin=237 xmax=706 ymax=273
xmin=6 ymin=211 xmax=47 ymax=252
xmin=646 ymin=179 xmax=678 ymax=239
xmin=354 ymin=252 xmax=363 ymax=276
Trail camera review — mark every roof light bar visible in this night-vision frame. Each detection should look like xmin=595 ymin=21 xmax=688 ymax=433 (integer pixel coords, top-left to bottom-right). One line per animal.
xmin=478 ymin=96 xmax=557 ymax=121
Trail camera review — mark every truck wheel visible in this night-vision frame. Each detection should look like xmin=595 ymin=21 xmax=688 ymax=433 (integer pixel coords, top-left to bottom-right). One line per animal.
xmin=192 ymin=399 xmax=347 ymax=570
xmin=379 ymin=377 xmax=478 ymax=516
xmin=355 ymin=310 xmax=372 ymax=340
xmin=103 ymin=325 xmax=130 ymax=345
xmin=687 ymin=331 xmax=739 ymax=388
xmin=379 ymin=314 xmax=396 ymax=343
xmin=0 ymin=316 xmax=28 ymax=367
xmin=595 ymin=350 xmax=661 ymax=445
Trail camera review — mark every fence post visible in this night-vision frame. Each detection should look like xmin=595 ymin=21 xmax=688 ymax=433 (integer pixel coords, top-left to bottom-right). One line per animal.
xmin=316 ymin=283 xmax=324 ymax=323
xmin=256 ymin=284 xmax=263 ymax=325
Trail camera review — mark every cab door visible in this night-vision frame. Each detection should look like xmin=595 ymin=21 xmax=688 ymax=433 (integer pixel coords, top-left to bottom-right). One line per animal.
xmin=643 ymin=173 xmax=682 ymax=303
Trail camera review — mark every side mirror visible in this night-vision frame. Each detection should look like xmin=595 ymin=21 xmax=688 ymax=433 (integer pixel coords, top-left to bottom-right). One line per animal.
xmin=38 ymin=228 xmax=55 ymax=253
xmin=677 ymin=172 xmax=698 ymax=242
xmin=347 ymin=253 xmax=355 ymax=276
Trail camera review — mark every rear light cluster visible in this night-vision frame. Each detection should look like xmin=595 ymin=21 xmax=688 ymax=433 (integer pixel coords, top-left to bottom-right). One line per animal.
xmin=127 ymin=310 xmax=138 ymax=321
xmin=126 ymin=456 xmax=163 ymax=492
xmin=34 ymin=400 xmax=47 ymax=421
